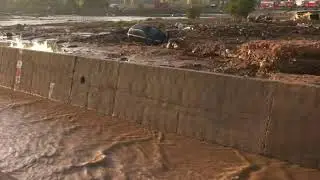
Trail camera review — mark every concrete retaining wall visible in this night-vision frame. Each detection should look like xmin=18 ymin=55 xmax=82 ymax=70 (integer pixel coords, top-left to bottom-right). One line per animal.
xmin=11 ymin=49 xmax=76 ymax=102
xmin=265 ymin=83 xmax=320 ymax=168
xmin=0 ymin=46 xmax=320 ymax=169
xmin=0 ymin=47 xmax=19 ymax=88
xmin=70 ymin=57 xmax=119 ymax=115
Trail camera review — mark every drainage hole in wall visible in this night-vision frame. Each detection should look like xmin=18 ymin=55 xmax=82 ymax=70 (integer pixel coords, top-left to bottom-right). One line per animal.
xmin=80 ymin=76 xmax=85 ymax=84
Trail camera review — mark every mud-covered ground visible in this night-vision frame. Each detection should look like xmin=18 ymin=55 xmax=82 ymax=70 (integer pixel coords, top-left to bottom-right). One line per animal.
xmin=1 ymin=16 xmax=320 ymax=85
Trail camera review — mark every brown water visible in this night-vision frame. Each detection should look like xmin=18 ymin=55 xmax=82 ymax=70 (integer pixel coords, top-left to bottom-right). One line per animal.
xmin=0 ymin=15 xmax=185 ymax=26
xmin=0 ymin=88 xmax=319 ymax=180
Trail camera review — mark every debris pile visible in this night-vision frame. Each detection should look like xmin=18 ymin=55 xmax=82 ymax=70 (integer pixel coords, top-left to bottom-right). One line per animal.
xmin=237 ymin=40 xmax=320 ymax=75
xmin=185 ymin=41 xmax=227 ymax=58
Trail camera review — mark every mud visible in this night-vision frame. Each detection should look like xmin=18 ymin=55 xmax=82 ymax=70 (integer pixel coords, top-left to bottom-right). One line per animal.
xmin=0 ymin=87 xmax=319 ymax=180
xmin=2 ymin=18 xmax=320 ymax=85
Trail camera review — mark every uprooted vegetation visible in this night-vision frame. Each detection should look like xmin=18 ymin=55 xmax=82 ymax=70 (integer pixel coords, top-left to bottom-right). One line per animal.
xmin=236 ymin=40 xmax=320 ymax=76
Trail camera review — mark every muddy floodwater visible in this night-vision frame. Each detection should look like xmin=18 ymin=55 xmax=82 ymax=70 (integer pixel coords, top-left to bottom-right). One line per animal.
xmin=0 ymin=15 xmax=186 ymax=26
xmin=0 ymin=88 xmax=320 ymax=180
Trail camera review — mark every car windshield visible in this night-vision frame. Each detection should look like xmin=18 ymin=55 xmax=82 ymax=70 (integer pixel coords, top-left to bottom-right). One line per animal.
xmin=134 ymin=29 xmax=146 ymax=37
xmin=142 ymin=27 xmax=160 ymax=36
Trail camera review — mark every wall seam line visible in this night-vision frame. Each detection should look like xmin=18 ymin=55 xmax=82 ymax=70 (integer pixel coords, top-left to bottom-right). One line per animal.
xmin=111 ymin=62 xmax=121 ymax=117
xmin=68 ymin=56 xmax=77 ymax=104
xmin=262 ymin=87 xmax=275 ymax=155
xmin=176 ymin=71 xmax=186 ymax=134
xmin=85 ymin=61 xmax=94 ymax=108
xmin=29 ymin=55 xmax=34 ymax=95
xmin=175 ymin=112 xmax=180 ymax=134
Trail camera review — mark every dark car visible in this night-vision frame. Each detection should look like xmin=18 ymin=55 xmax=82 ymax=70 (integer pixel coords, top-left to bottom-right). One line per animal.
xmin=127 ymin=24 xmax=167 ymax=45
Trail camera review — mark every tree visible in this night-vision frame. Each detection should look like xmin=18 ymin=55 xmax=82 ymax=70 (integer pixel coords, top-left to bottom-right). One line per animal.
xmin=185 ymin=0 xmax=202 ymax=19
xmin=186 ymin=6 xmax=201 ymax=19
xmin=74 ymin=0 xmax=85 ymax=8
xmin=225 ymin=0 xmax=257 ymax=18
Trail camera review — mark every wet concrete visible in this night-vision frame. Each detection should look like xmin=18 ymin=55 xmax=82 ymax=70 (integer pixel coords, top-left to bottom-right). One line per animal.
xmin=0 ymin=87 xmax=319 ymax=179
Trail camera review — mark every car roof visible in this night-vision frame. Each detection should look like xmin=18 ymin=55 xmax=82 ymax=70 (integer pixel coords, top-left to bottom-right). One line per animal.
xmin=131 ymin=24 xmax=157 ymax=30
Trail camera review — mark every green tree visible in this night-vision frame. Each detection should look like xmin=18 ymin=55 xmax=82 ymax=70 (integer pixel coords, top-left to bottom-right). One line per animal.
xmin=74 ymin=0 xmax=85 ymax=8
xmin=225 ymin=0 xmax=257 ymax=18
xmin=80 ymin=0 xmax=107 ymax=15
xmin=186 ymin=0 xmax=202 ymax=19
xmin=186 ymin=6 xmax=201 ymax=19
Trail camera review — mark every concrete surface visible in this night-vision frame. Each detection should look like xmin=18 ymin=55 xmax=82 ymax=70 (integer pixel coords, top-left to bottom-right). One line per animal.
xmin=70 ymin=57 xmax=119 ymax=115
xmin=1 ymin=46 xmax=320 ymax=169
xmin=265 ymin=82 xmax=320 ymax=168
xmin=0 ymin=47 xmax=18 ymax=88
xmin=15 ymin=49 xmax=75 ymax=102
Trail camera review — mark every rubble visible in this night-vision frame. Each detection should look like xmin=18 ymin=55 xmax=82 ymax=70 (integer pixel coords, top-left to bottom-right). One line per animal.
xmin=166 ymin=38 xmax=185 ymax=49
xmin=185 ymin=41 xmax=227 ymax=57
xmin=236 ymin=40 xmax=320 ymax=75
xmin=248 ymin=14 xmax=273 ymax=23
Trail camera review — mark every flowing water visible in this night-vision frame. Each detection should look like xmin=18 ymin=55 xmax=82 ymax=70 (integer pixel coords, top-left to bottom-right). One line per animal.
xmin=0 ymin=88 xmax=248 ymax=179
xmin=0 ymin=85 xmax=320 ymax=179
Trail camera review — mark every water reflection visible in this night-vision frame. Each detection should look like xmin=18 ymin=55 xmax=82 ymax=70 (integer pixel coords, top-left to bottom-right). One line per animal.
xmin=9 ymin=37 xmax=60 ymax=52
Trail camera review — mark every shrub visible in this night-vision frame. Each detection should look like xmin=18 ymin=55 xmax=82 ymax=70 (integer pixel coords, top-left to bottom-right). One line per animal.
xmin=225 ymin=0 xmax=257 ymax=18
xmin=186 ymin=6 xmax=201 ymax=19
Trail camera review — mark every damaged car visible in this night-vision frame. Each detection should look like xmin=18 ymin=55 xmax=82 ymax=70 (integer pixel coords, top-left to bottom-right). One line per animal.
xmin=127 ymin=24 xmax=168 ymax=45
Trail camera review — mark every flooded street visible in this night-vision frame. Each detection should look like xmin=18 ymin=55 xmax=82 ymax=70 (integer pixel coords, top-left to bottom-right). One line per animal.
xmin=0 ymin=87 xmax=320 ymax=179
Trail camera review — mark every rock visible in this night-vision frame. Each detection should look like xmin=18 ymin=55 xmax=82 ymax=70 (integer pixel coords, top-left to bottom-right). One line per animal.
xmin=192 ymin=47 xmax=200 ymax=54
xmin=175 ymin=22 xmax=184 ymax=30
xmin=222 ymin=48 xmax=235 ymax=58
xmin=183 ymin=26 xmax=194 ymax=31
xmin=166 ymin=38 xmax=184 ymax=49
